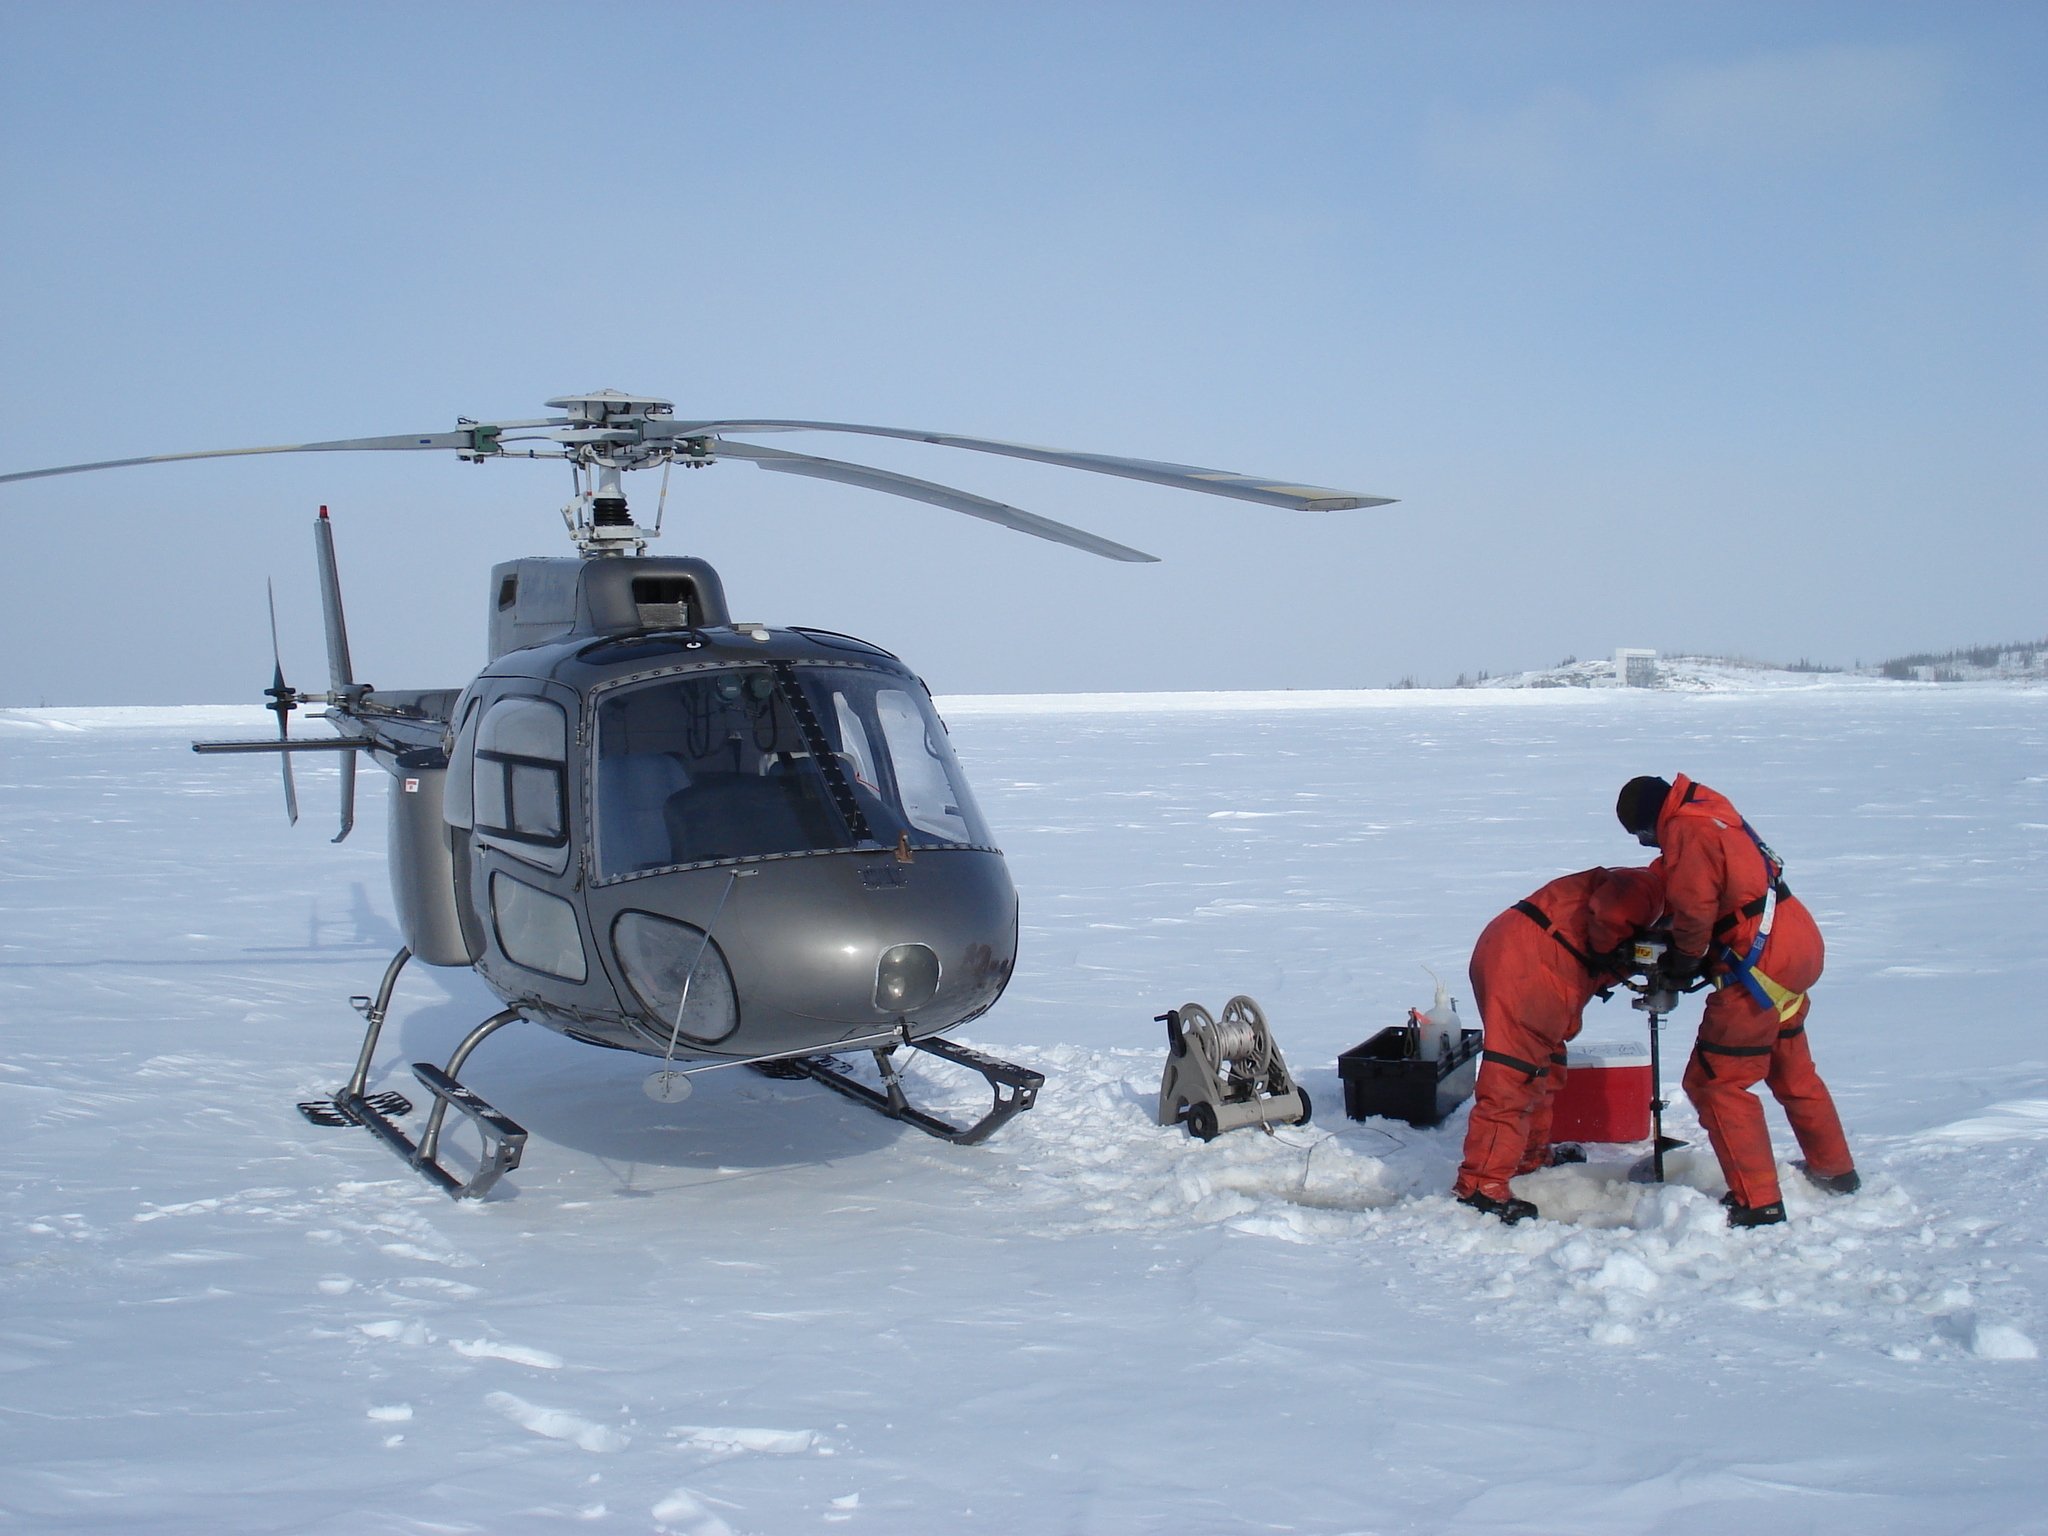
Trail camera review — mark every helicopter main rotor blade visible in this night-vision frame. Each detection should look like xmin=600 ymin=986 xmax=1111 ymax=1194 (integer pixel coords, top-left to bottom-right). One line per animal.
xmin=714 ymin=441 xmax=1159 ymax=563
xmin=0 ymin=421 xmax=563 ymax=485
xmin=674 ymin=420 xmax=1393 ymax=513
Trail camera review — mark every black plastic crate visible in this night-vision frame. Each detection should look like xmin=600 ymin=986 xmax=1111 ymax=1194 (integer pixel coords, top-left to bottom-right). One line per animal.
xmin=1338 ymin=1027 xmax=1483 ymax=1128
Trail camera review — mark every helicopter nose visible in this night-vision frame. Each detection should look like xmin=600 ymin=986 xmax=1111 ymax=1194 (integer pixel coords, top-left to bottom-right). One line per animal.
xmin=717 ymin=852 xmax=1016 ymax=1034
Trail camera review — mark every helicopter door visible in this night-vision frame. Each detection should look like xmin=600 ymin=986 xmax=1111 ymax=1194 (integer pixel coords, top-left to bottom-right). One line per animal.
xmin=462 ymin=686 xmax=597 ymax=990
xmin=470 ymin=695 xmax=572 ymax=876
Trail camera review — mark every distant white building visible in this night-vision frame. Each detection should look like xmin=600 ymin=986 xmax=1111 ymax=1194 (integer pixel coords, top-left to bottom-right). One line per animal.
xmin=1604 ymin=648 xmax=1658 ymax=687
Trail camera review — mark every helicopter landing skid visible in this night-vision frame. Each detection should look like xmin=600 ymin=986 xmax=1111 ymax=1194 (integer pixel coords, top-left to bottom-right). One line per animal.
xmin=784 ymin=1033 xmax=1043 ymax=1146
xmin=299 ymin=992 xmax=530 ymax=1200
xmin=297 ymin=1090 xmax=413 ymax=1128
xmin=304 ymin=1071 xmax=528 ymax=1201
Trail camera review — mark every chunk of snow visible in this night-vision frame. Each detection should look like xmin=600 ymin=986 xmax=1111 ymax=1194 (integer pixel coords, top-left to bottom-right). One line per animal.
xmin=485 ymin=1391 xmax=629 ymax=1452
xmin=671 ymin=1425 xmax=817 ymax=1455
xmin=451 ymin=1338 xmax=564 ymax=1369
xmin=1971 ymin=1324 xmax=2039 ymax=1360
xmin=650 ymin=1486 xmax=733 ymax=1535
xmin=1586 ymin=1251 xmax=1661 ymax=1293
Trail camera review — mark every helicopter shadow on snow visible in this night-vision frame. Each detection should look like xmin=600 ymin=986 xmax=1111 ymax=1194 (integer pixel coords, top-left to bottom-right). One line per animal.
xmin=372 ymin=970 xmax=911 ymax=1194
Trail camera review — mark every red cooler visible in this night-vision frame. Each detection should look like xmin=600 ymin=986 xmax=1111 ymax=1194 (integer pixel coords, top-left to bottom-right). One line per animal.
xmin=1550 ymin=1039 xmax=1652 ymax=1143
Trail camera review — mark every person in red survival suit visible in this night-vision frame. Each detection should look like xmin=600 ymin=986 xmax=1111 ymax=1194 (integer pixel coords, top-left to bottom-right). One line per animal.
xmin=1616 ymin=775 xmax=1859 ymax=1229
xmin=1454 ymin=865 xmax=1666 ymax=1224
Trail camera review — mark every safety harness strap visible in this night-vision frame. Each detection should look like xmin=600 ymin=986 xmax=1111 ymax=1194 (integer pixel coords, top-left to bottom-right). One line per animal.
xmin=1482 ymin=1049 xmax=1548 ymax=1080
xmin=1711 ymin=883 xmax=1792 ymax=939
xmin=1711 ymin=817 xmax=1795 ymax=1011
xmin=1697 ymin=1039 xmax=1773 ymax=1057
xmin=1512 ymin=899 xmax=1611 ymax=984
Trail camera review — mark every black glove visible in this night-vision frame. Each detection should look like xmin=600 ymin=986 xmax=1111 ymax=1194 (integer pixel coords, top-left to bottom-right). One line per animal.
xmin=1660 ymin=950 xmax=1708 ymax=987
xmin=1591 ymin=944 xmax=1635 ymax=978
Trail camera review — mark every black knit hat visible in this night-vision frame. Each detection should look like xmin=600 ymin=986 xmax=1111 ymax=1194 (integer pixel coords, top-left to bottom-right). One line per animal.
xmin=1616 ymin=776 xmax=1672 ymax=836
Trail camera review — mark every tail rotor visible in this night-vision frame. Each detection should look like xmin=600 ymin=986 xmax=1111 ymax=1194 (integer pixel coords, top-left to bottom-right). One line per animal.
xmin=262 ymin=579 xmax=300 ymax=826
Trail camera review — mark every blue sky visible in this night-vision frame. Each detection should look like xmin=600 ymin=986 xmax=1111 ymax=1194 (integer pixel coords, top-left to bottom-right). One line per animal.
xmin=1 ymin=2 xmax=2041 ymax=703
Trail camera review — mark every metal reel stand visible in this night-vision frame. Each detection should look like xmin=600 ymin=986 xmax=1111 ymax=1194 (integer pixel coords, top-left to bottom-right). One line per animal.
xmin=1157 ymin=995 xmax=1310 ymax=1140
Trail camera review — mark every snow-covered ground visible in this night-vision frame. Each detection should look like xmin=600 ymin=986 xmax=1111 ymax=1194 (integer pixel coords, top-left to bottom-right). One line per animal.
xmin=2 ymin=684 xmax=2045 ymax=1534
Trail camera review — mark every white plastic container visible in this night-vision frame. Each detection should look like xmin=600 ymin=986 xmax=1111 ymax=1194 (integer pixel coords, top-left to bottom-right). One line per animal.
xmin=1417 ymin=968 xmax=1463 ymax=1061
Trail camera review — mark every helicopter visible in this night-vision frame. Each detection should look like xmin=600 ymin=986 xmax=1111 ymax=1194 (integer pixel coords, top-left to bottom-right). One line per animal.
xmin=1 ymin=391 xmax=1393 ymax=1197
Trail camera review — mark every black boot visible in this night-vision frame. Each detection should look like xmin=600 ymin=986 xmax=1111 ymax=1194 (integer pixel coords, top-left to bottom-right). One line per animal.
xmin=1546 ymin=1143 xmax=1587 ymax=1167
xmin=1459 ymin=1190 xmax=1539 ymax=1225
xmin=1721 ymin=1194 xmax=1786 ymax=1229
xmin=1793 ymin=1160 xmax=1861 ymax=1196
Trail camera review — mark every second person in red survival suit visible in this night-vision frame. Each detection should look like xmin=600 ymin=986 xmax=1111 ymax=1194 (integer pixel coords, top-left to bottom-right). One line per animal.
xmin=1616 ymin=775 xmax=1860 ymax=1228
xmin=1455 ymin=865 xmax=1665 ymax=1224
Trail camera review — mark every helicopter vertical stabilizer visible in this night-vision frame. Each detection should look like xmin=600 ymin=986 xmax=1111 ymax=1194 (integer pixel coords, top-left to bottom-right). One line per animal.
xmin=314 ymin=507 xmax=359 ymax=842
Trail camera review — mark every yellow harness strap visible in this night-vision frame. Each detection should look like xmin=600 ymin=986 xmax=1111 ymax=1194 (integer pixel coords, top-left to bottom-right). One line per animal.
xmin=1718 ymin=965 xmax=1806 ymax=1023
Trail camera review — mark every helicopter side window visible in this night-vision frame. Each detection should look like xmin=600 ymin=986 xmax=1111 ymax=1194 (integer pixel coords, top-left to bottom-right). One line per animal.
xmin=871 ymin=689 xmax=974 ymax=843
xmin=473 ymin=697 xmax=571 ymax=875
xmin=833 ymin=693 xmax=880 ymax=792
xmin=807 ymin=673 xmax=989 ymax=848
xmin=489 ymin=871 xmax=587 ymax=982
xmin=798 ymin=671 xmax=991 ymax=847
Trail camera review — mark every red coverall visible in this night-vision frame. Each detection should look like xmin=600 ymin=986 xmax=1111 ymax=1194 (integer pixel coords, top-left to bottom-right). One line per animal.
xmin=1455 ymin=866 xmax=1665 ymax=1202
xmin=1656 ymin=775 xmax=1854 ymax=1208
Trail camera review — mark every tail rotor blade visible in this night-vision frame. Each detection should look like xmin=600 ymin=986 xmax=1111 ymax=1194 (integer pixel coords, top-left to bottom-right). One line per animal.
xmin=265 ymin=578 xmax=288 ymax=681
xmin=313 ymin=506 xmax=356 ymax=692
xmin=264 ymin=580 xmax=300 ymax=826
xmin=332 ymin=751 xmax=356 ymax=843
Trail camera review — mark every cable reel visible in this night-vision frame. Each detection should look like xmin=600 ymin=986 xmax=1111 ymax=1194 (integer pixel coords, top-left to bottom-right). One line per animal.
xmin=1156 ymin=995 xmax=1311 ymax=1141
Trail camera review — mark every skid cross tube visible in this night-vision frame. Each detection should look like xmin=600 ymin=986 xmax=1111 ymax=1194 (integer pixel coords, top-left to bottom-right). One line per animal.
xmin=406 ymin=1008 xmax=529 ymax=1197
xmin=302 ymin=950 xmax=529 ymax=1200
xmin=790 ymin=1029 xmax=1043 ymax=1146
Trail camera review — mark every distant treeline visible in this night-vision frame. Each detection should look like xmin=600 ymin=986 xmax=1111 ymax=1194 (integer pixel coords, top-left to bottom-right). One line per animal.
xmin=1873 ymin=637 xmax=2045 ymax=682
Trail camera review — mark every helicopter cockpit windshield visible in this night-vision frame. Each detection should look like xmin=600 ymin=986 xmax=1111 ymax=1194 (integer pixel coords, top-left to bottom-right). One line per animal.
xmin=595 ymin=666 xmax=991 ymax=879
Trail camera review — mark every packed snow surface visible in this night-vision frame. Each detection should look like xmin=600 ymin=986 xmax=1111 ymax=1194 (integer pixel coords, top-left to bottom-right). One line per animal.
xmin=2 ymin=685 xmax=2045 ymax=1533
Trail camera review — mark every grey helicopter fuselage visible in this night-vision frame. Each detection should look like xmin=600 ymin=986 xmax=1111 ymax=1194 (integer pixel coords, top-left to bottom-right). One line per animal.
xmin=374 ymin=551 xmax=1017 ymax=1065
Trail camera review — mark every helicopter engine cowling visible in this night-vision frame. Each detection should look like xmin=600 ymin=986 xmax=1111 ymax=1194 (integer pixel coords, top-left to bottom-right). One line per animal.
xmin=381 ymin=754 xmax=482 ymax=967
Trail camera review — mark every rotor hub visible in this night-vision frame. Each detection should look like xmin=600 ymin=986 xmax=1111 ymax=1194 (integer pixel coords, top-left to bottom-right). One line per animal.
xmin=544 ymin=390 xmax=674 ymax=425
